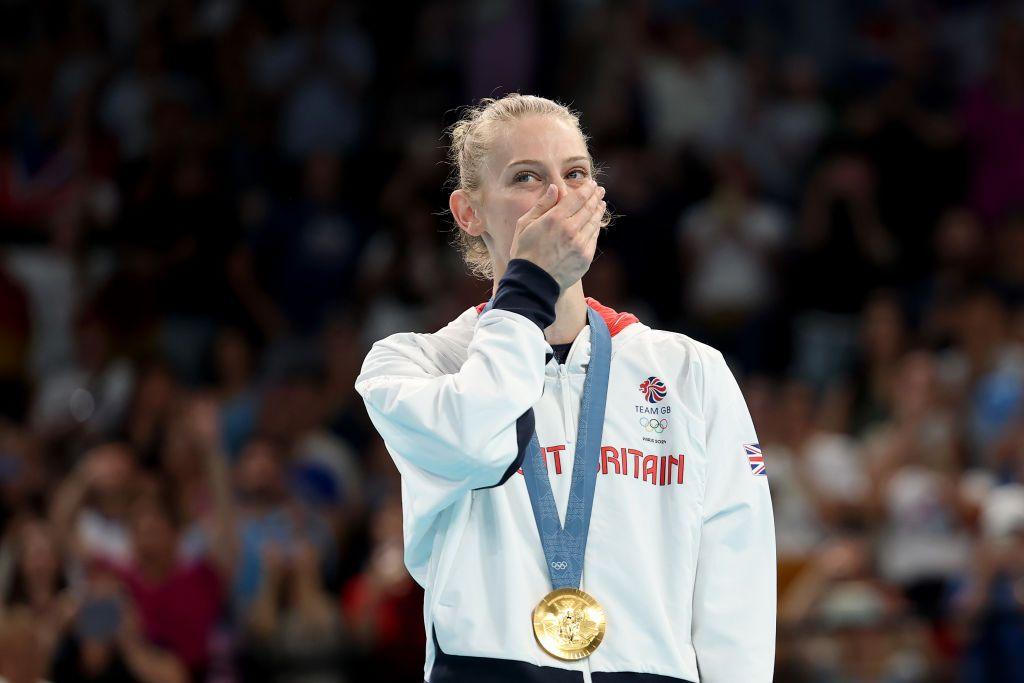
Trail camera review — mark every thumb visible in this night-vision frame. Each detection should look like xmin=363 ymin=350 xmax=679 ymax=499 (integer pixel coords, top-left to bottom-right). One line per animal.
xmin=519 ymin=184 xmax=559 ymax=226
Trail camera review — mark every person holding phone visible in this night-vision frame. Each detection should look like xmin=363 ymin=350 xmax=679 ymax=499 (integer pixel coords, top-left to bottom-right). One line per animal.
xmin=50 ymin=568 xmax=187 ymax=683
xmin=356 ymin=94 xmax=776 ymax=682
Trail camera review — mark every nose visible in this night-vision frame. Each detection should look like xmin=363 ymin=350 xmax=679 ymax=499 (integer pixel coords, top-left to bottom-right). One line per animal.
xmin=552 ymin=177 xmax=580 ymax=200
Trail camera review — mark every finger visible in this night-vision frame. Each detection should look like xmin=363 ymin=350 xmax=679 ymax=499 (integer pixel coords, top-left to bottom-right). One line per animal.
xmin=569 ymin=185 xmax=605 ymax=233
xmin=577 ymin=198 xmax=606 ymax=249
xmin=564 ymin=179 xmax=600 ymax=220
xmin=582 ymin=202 xmax=606 ymax=257
xmin=517 ymin=183 xmax=559 ymax=228
xmin=581 ymin=199 xmax=606 ymax=245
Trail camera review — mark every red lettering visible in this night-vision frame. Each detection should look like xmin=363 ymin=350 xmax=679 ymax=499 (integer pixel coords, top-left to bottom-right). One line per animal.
xmin=643 ymin=455 xmax=658 ymax=484
xmin=668 ymin=454 xmax=684 ymax=484
xmin=628 ymin=449 xmax=643 ymax=478
xmin=601 ymin=446 xmax=621 ymax=475
xmin=659 ymin=456 xmax=667 ymax=485
xmin=548 ymin=444 xmax=565 ymax=475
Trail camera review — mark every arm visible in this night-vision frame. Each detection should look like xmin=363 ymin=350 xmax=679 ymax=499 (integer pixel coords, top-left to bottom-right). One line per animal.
xmin=245 ymin=542 xmax=286 ymax=640
xmin=354 ymin=259 xmax=558 ymax=501
xmin=117 ymin=599 xmax=189 ymax=683
xmin=184 ymin=395 xmax=238 ymax=579
xmin=691 ymin=348 xmax=777 ymax=682
xmin=49 ymin=467 xmax=93 ymax=561
xmin=118 ymin=636 xmax=189 ymax=683
xmin=226 ymin=245 xmax=290 ymax=340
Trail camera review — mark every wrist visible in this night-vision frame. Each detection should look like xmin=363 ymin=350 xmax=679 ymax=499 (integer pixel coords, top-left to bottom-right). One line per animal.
xmin=491 ymin=259 xmax=560 ymax=330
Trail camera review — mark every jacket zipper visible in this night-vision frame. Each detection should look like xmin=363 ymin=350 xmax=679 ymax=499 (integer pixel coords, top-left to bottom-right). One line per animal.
xmin=558 ymin=363 xmax=574 ymax=445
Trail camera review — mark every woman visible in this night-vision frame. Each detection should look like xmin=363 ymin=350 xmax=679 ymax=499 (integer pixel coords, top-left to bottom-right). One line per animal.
xmin=0 ymin=518 xmax=73 ymax=666
xmin=355 ymin=94 xmax=776 ymax=682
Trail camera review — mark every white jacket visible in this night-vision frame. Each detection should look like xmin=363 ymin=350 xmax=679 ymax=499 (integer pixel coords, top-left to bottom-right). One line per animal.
xmin=355 ymin=298 xmax=776 ymax=682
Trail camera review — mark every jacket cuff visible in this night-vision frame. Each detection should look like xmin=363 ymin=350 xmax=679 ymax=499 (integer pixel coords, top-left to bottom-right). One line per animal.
xmin=491 ymin=259 xmax=559 ymax=331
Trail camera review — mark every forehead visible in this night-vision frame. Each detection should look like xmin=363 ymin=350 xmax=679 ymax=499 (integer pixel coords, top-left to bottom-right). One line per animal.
xmin=485 ymin=115 xmax=589 ymax=175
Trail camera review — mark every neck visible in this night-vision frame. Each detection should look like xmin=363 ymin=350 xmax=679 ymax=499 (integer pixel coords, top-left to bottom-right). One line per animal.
xmin=491 ymin=271 xmax=588 ymax=345
xmin=546 ymin=281 xmax=588 ymax=345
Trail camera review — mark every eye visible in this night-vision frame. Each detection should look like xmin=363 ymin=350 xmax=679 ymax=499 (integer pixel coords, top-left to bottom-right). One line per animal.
xmin=513 ymin=171 xmax=535 ymax=183
xmin=567 ymin=168 xmax=589 ymax=180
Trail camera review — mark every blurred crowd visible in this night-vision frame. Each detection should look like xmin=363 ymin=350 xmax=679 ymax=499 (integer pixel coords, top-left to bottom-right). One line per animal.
xmin=0 ymin=0 xmax=1023 ymax=681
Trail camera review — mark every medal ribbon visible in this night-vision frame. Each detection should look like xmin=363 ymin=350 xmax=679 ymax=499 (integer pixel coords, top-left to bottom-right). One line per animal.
xmin=481 ymin=300 xmax=611 ymax=589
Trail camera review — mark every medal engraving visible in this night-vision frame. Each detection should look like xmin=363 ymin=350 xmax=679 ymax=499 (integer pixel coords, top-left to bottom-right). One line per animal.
xmin=532 ymin=588 xmax=606 ymax=660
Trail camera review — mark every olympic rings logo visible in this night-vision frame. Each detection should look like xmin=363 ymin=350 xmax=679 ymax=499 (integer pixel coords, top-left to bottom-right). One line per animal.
xmin=551 ymin=561 xmax=568 ymax=571
xmin=640 ymin=418 xmax=668 ymax=433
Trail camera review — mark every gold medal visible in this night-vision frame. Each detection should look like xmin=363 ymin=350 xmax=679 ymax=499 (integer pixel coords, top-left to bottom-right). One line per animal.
xmin=532 ymin=588 xmax=606 ymax=660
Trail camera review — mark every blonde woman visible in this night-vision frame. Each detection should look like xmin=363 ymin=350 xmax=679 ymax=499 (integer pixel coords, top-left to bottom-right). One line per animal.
xmin=356 ymin=94 xmax=776 ymax=682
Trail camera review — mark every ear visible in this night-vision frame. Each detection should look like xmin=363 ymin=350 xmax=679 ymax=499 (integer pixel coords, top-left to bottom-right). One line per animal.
xmin=449 ymin=189 xmax=485 ymax=237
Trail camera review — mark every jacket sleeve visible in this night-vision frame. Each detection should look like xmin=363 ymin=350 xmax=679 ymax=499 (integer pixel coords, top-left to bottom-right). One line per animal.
xmin=691 ymin=347 xmax=777 ymax=682
xmin=354 ymin=307 xmax=550 ymax=507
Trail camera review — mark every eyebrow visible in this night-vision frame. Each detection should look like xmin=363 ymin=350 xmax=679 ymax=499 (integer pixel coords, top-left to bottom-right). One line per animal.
xmin=506 ymin=156 xmax=592 ymax=169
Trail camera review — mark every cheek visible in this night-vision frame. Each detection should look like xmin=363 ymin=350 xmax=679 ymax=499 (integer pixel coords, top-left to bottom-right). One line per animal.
xmin=489 ymin=195 xmax=537 ymax=236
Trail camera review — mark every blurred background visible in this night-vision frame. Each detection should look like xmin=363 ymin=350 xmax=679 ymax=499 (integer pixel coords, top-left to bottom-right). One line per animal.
xmin=0 ymin=0 xmax=1022 ymax=681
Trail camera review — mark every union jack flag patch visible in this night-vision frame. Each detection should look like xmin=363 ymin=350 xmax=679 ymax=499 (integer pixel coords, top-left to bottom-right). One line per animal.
xmin=744 ymin=443 xmax=766 ymax=476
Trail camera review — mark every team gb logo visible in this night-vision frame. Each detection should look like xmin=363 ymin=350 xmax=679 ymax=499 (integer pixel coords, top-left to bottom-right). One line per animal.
xmin=639 ymin=376 xmax=667 ymax=403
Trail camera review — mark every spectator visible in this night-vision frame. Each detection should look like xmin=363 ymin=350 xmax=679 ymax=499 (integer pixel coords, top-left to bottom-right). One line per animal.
xmin=29 ymin=307 xmax=135 ymax=457
xmin=94 ymin=491 xmax=224 ymax=680
xmin=0 ymin=518 xmax=73 ymax=664
xmin=676 ymin=151 xmax=788 ymax=370
xmin=866 ymin=351 xmax=969 ymax=618
xmin=766 ymin=380 xmax=868 ymax=563
xmin=341 ymin=495 xmax=424 ymax=683
xmin=229 ymin=436 xmax=336 ymax=617
xmin=841 ymin=291 xmax=911 ymax=437
xmin=790 ymin=151 xmax=897 ymax=386
xmin=230 ymin=151 xmax=370 ymax=340
xmin=49 ymin=567 xmax=187 ymax=683
xmin=240 ymin=538 xmax=347 ymax=682
xmin=958 ymin=17 xmax=1024 ymax=224
xmin=0 ymin=606 xmax=50 ymax=683
xmin=50 ymin=441 xmax=140 ymax=568
xmin=1 ymin=1 xmax=1023 ymax=678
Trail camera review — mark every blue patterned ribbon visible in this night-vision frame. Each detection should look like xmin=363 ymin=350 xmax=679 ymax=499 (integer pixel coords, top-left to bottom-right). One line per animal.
xmin=482 ymin=299 xmax=611 ymax=589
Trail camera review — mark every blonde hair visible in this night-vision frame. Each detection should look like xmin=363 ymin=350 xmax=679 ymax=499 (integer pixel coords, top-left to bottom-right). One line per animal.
xmin=445 ymin=93 xmax=611 ymax=280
